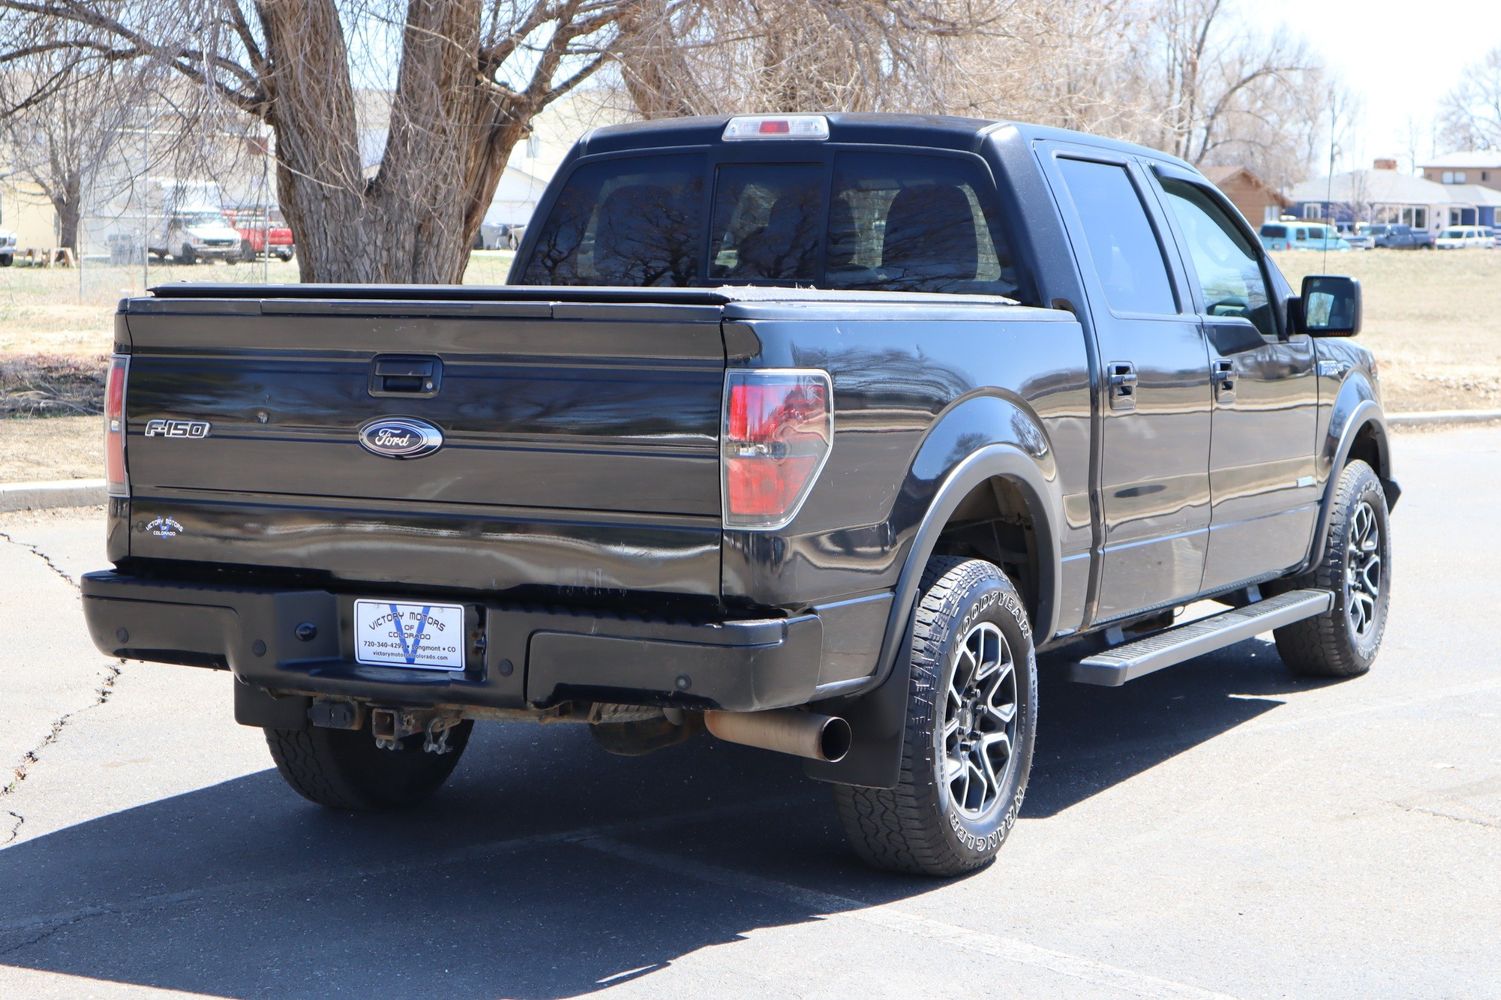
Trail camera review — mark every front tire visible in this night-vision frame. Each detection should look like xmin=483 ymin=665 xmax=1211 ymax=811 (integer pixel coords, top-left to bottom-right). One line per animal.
xmin=265 ymin=718 xmax=473 ymax=811
xmin=1274 ymin=460 xmax=1391 ymax=677
xmin=834 ymin=557 xmax=1037 ymax=877
xmin=178 ymin=243 xmax=197 ymax=265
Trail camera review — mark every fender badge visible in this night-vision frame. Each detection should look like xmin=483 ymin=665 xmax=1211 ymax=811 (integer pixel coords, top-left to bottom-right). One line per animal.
xmin=357 ymin=416 xmax=444 ymax=459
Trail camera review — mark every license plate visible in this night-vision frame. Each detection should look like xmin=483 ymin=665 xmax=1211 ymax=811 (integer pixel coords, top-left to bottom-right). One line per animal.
xmin=353 ymin=599 xmax=465 ymax=671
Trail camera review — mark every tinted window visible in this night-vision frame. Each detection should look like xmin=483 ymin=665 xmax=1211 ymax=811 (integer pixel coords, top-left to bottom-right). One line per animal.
xmin=1260 ymin=224 xmax=1287 ymax=237
xmin=521 ymin=154 xmax=704 ymax=286
xmin=1055 ymin=158 xmax=1177 ymax=315
xmin=519 ymin=148 xmax=1028 ymax=299
xmin=709 ymin=163 xmax=822 ymax=281
xmin=825 ymin=152 xmax=1020 ymax=297
xmin=1160 ymin=179 xmax=1277 ymax=340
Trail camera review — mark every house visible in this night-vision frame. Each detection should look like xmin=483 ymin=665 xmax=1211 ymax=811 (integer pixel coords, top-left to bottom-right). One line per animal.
xmin=0 ymin=176 xmax=58 ymax=248
xmin=1201 ymin=165 xmax=1289 ymax=225
xmin=1417 ymin=151 xmax=1501 ymax=226
xmin=1419 ymin=151 xmax=1501 ymax=192
xmin=1287 ymin=158 xmax=1501 ymax=231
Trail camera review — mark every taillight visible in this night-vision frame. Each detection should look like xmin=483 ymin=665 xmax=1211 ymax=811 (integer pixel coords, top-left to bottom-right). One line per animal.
xmin=104 ymin=354 xmax=129 ymax=497
xmin=722 ymin=369 xmax=833 ymax=530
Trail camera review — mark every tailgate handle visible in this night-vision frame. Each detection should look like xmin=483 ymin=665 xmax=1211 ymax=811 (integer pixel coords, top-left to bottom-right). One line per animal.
xmin=370 ymin=356 xmax=441 ymax=397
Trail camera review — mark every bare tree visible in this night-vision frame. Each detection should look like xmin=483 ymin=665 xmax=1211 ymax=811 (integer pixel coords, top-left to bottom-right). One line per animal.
xmin=0 ymin=22 xmax=160 ymax=251
xmin=0 ymin=1 xmax=677 ymax=283
xmin=1439 ymin=46 xmax=1501 ymax=151
xmin=616 ymin=0 xmax=994 ymax=119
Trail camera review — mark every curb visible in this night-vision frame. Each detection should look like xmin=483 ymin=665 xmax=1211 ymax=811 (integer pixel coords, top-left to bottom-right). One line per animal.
xmin=0 ymin=479 xmax=105 ymax=513
xmin=1 ymin=410 xmax=1499 ymax=513
xmin=1388 ymin=409 xmax=1501 ymax=427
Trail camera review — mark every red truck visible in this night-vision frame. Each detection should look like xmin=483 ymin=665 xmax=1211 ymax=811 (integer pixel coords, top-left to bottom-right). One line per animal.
xmin=225 ymin=207 xmax=295 ymax=262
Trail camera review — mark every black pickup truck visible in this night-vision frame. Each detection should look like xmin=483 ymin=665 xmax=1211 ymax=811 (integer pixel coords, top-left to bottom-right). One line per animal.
xmin=82 ymin=114 xmax=1397 ymax=877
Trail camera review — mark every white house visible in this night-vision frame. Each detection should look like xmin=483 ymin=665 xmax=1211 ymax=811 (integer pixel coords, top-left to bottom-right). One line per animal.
xmin=1288 ymin=158 xmax=1501 ymax=230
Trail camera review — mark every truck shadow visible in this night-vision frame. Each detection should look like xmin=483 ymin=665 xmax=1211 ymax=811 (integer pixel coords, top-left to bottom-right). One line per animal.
xmin=0 ymin=637 xmax=1339 ymax=998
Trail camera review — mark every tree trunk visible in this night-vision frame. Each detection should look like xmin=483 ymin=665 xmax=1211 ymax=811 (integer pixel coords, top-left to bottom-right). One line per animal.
xmin=260 ymin=0 xmax=519 ymax=285
xmin=50 ymin=172 xmax=81 ymax=251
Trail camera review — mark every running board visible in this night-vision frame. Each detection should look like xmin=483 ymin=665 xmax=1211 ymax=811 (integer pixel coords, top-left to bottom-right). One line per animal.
xmin=1069 ymin=589 xmax=1334 ymax=687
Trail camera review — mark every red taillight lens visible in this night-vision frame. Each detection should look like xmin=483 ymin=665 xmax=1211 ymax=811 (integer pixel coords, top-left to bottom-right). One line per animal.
xmin=104 ymin=354 xmax=129 ymax=497
xmin=722 ymin=369 xmax=833 ymax=529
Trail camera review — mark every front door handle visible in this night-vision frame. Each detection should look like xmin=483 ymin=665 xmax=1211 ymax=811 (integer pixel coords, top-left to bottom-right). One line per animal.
xmin=1107 ymin=362 xmax=1138 ymax=411
xmin=1214 ymin=360 xmax=1236 ymax=403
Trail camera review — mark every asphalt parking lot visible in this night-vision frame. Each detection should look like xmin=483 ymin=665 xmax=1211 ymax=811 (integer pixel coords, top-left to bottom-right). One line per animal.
xmin=1 ymin=426 xmax=1498 ymax=1000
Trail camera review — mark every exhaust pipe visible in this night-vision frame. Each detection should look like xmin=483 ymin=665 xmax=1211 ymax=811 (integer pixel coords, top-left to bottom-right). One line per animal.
xmin=703 ymin=709 xmax=852 ymax=763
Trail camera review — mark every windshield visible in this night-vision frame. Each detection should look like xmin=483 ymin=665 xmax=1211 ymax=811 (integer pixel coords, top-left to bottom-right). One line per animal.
xmin=181 ymin=211 xmax=229 ymax=228
xmin=519 ymin=150 xmax=1025 ymax=300
xmin=1441 ymin=228 xmax=1465 ymax=237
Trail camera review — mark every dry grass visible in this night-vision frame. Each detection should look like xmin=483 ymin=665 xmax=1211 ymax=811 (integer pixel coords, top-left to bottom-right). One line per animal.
xmin=0 ymin=249 xmax=1495 ymax=484
xmin=0 ymin=416 xmax=100 ymax=481
xmin=1270 ymin=248 xmax=1501 ymax=412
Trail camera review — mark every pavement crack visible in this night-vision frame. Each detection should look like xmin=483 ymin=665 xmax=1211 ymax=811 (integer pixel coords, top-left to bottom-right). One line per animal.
xmin=0 ymin=905 xmax=118 ymax=958
xmin=0 ymin=530 xmax=79 ymax=591
xmin=1397 ymin=802 xmax=1501 ymax=831
xmin=0 ymin=660 xmax=123 ymax=846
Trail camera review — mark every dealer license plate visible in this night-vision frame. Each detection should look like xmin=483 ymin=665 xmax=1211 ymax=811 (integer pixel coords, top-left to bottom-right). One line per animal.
xmin=353 ymin=599 xmax=465 ymax=671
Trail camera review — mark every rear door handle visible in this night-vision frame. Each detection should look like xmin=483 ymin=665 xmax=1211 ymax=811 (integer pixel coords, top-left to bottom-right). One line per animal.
xmin=1107 ymin=362 xmax=1137 ymax=411
xmin=1213 ymin=360 xmax=1236 ymax=403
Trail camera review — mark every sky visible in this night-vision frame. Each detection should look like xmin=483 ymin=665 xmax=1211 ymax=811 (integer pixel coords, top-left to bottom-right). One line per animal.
xmin=1258 ymin=0 xmax=1501 ymax=172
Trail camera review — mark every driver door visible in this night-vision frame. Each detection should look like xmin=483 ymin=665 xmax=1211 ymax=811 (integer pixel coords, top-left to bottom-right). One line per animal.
xmin=1150 ymin=168 xmax=1320 ymax=593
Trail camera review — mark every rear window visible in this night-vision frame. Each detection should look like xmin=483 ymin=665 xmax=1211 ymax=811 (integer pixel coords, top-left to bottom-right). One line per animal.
xmin=520 ymin=150 xmax=1025 ymax=300
xmin=521 ymin=154 xmax=706 ymax=286
xmin=1260 ymin=224 xmax=1287 ymax=237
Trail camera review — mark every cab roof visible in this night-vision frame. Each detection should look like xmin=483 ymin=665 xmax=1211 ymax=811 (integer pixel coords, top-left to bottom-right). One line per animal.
xmin=577 ymin=112 xmax=1197 ymax=172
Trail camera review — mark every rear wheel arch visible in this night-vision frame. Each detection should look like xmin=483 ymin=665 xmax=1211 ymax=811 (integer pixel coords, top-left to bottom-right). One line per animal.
xmin=804 ymin=444 xmax=1061 ymax=791
xmin=930 ymin=475 xmax=1045 ymax=637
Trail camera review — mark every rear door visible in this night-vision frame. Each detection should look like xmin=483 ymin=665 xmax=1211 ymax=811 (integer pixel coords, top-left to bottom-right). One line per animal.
xmin=1041 ymin=144 xmax=1213 ymax=621
xmin=1150 ymin=168 xmax=1319 ymax=592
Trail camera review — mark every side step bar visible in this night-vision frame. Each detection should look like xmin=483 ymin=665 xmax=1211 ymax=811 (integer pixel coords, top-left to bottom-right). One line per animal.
xmin=1069 ymin=589 xmax=1334 ymax=687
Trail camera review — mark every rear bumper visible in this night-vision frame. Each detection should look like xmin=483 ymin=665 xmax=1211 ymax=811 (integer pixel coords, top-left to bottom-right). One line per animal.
xmin=81 ymin=571 xmax=887 ymax=714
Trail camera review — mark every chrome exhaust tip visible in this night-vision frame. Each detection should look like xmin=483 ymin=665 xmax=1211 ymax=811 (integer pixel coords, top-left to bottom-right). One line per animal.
xmin=703 ymin=709 xmax=852 ymax=763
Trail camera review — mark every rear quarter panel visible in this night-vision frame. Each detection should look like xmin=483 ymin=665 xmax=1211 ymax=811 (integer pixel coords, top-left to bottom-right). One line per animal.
xmin=718 ymin=302 xmax=1091 ymax=640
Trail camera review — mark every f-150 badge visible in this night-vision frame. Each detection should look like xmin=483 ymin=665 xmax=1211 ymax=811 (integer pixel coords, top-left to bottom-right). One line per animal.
xmin=357 ymin=417 xmax=444 ymax=459
xmin=144 ymin=419 xmax=211 ymax=438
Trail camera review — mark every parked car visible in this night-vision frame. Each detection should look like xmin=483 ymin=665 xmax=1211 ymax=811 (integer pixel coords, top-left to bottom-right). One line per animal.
xmin=146 ymin=181 xmax=242 ymax=263
xmin=0 ymin=228 xmax=14 ymax=267
xmin=1435 ymin=225 xmax=1495 ymax=249
xmin=82 ymin=113 xmax=1396 ymax=878
xmin=1364 ymin=223 xmax=1435 ymax=250
xmin=1258 ymin=221 xmax=1350 ymax=251
xmin=1337 ymin=223 xmax=1373 ymax=250
xmin=225 ymin=206 xmax=295 ymax=262
xmin=499 ymin=222 xmax=527 ymax=250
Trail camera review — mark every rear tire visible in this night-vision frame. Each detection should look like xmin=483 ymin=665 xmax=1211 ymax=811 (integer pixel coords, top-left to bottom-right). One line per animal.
xmin=1274 ymin=460 xmax=1391 ymax=677
xmin=265 ymin=719 xmax=473 ymax=811
xmin=834 ymin=557 xmax=1037 ymax=877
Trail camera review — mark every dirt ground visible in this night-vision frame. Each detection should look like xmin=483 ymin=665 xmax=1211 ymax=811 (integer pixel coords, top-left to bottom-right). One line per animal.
xmin=0 ymin=248 xmax=1495 ymax=482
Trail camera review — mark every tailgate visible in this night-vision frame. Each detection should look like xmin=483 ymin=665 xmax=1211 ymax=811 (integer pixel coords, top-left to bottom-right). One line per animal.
xmin=119 ymin=291 xmax=727 ymax=601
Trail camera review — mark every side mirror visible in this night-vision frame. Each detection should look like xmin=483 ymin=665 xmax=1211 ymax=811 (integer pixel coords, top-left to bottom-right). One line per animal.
xmin=1295 ymin=275 xmax=1362 ymax=337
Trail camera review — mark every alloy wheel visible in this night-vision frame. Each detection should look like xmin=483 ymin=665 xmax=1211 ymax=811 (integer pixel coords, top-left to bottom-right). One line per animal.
xmin=940 ymin=621 xmax=1018 ymax=818
xmin=1345 ymin=500 xmax=1382 ymax=637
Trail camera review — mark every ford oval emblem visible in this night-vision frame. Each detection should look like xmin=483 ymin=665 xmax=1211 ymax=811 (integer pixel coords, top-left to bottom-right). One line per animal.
xmin=357 ymin=417 xmax=443 ymax=459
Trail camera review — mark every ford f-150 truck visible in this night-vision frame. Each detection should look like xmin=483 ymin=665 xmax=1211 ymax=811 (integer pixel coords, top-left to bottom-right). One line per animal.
xmin=82 ymin=114 xmax=1397 ymax=877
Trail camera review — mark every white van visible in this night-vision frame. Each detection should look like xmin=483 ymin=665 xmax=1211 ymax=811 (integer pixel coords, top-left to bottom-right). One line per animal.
xmin=1435 ymin=225 xmax=1495 ymax=249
